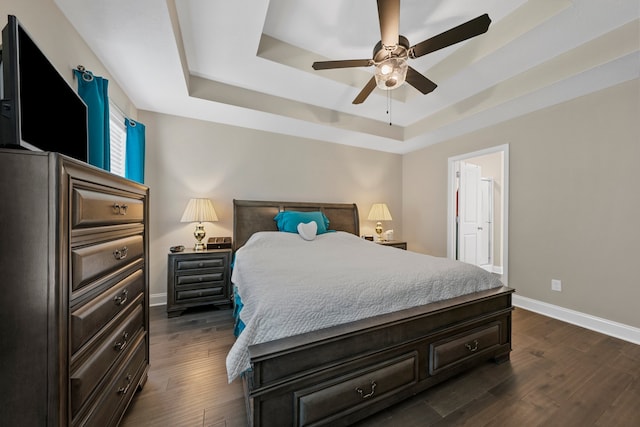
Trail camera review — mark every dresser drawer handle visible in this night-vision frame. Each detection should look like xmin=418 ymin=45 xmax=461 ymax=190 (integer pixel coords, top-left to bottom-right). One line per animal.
xmin=114 ymin=331 xmax=130 ymax=352
xmin=465 ymin=339 xmax=479 ymax=352
xmin=113 ymin=246 xmax=128 ymax=260
xmin=117 ymin=374 xmax=133 ymax=395
xmin=114 ymin=289 xmax=129 ymax=306
xmin=112 ymin=203 xmax=129 ymax=215
xmin=355 ymin=380 xmax=377 ymax=399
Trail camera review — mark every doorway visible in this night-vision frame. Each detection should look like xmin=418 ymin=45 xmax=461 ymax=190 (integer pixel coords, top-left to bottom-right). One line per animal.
xmin=447 ymin=145 xmax=509 ymax=285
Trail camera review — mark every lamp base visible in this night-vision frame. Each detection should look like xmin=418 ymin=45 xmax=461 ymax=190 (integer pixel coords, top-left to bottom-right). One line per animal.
xmin=193 ymin=222 xmax=206 ymax=251
xmin=375 ymin=221 xmax=385 ymax=241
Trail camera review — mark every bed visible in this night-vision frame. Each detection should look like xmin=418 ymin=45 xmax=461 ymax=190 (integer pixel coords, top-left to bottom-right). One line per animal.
xmin=229 ymin=199 xmax=513 ymax=427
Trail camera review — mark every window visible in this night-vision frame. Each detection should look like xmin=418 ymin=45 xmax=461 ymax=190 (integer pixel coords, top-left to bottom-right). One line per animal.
xmin=109 ymin=103 xmax=126 ymax=177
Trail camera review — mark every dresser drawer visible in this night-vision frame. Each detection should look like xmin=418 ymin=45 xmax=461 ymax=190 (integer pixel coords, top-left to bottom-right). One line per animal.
xmin=70 ymin=303 xmax=144 ymax=416
xmin=294 ymin=353 xmax=418 ymax=426
xmin=176 ymin=257 xmax=226 ymax=271
xmin=72 ymin=235 xmax=144 ymax=291
xmin=71 ymin=269 xmax=145 ymax=353
xmin=72 ymin=187 xmax=144 ymax=229
xmin=74 ymin=334 xmax=147 ymax=427
xmin=429 ymin=322 xmax=501 ymax=375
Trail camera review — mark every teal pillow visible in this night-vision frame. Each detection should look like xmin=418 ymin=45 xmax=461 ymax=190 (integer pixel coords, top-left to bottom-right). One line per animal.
xmin=274 ymin=211 xmax=330 ymax=234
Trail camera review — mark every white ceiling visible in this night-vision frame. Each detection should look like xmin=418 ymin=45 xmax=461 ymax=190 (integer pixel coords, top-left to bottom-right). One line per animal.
xmin=55 ymin=0 xmax=639 ymax=154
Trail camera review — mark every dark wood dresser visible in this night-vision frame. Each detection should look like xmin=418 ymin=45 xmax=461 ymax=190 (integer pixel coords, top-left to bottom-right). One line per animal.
xmin=0 ymin=149 xmax=149 ymax=426
xmin=167 ymin=248 xmax=232 ymax=317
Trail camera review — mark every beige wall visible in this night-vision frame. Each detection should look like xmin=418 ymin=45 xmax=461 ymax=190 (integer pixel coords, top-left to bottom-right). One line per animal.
xmin=403 ymin=79 xmax=640 ymax=328
xmin=140 ymin=112 xmax=403 ymax=302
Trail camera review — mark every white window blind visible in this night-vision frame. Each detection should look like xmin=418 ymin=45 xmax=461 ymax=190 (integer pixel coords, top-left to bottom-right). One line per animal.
xmin=109 ymin=103 xmax=126 ymax=177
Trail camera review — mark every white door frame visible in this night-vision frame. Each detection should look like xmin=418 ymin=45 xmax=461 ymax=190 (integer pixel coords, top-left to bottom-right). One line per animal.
xmin=447 ymin=144 xmax=509 ymax=286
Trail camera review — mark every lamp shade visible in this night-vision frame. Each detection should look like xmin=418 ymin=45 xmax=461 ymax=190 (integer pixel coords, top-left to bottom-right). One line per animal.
xmin=180 ymin=198 xmax=218 ymax=223
xmin=367 ymin=203 xmax=393 ymax=221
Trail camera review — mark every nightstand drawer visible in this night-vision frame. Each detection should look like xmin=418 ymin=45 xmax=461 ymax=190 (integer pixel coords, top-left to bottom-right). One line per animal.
xmin=176 ymin=286 xmax=225 ymax=301
xmin=177 ymin=258 xmax=225 ymax=270
xmin=176 ymin=271 xmax=224 ymax=286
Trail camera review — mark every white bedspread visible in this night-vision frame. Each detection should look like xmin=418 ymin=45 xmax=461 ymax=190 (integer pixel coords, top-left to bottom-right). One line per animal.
xmin=226 ymin=231 xmax=503 ymax=382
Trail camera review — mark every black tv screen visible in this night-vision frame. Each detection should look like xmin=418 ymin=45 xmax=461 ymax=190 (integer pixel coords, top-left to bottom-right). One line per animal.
xmin=0 ymin=15 xmax=88 ymax=161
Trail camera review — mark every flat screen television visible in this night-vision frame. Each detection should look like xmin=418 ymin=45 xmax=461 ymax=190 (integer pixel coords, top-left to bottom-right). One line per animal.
xmin=0 ymin=15 xmax=88 ymax=162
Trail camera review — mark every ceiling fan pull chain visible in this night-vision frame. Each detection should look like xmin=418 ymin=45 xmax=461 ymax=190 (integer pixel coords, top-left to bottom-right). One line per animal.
xmin=387 ymin=90 xmax=392 ymax=126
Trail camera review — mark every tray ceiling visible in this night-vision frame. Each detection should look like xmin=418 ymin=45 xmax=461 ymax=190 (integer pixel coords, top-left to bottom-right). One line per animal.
xmin=55 ymin=0 xmax=640 ymax=154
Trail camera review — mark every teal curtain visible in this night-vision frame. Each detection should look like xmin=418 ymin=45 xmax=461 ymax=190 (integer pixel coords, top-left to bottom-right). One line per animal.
xmin=125 ymin=118 xmax=145 ymax=183
xmin=73 ymin=69 xmax=110 ymax=170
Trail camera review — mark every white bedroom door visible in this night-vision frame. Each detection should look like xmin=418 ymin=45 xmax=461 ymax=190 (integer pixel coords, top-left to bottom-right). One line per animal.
xmin=478 ymin=178 xmax=493 ymax=269
xmin=458 ymin=161 xmax=482 ymax=265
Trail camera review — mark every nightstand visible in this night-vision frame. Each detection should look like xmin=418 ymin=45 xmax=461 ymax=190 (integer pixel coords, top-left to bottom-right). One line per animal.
xmin=167 ymin=248 xmax=232 ymax=317
xmin=376 ymin=240 xmax=407 ymax=250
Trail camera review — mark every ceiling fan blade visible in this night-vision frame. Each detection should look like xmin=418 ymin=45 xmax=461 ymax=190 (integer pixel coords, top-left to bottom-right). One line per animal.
xmin=377 ymin=0 xmax=400 ymax=47
xmin=312 ymin=59 xmax=373 ymax=70
xmin=353 ymin=77 xmax=377 ymax=104
xmin=405 ymin=66 xmax=437 ymax=95
xmin=410 ymin=14 xmax=491 ymax=59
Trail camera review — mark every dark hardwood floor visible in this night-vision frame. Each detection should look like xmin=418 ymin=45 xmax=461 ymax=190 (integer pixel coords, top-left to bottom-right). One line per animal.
xmin=120 ymin=305 xmax=640 ymax=427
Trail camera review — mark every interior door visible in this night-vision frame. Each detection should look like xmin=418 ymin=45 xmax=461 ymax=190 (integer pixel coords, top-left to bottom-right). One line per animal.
xmin=458 ymin=161 xmax=482 ymax=265
xmin=478 ymin=178 xmax=493 ymax=268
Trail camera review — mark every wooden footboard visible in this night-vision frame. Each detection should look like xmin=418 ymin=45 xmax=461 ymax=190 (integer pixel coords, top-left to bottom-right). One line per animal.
xmin=244 ymin=286 xmax=514 ymax=427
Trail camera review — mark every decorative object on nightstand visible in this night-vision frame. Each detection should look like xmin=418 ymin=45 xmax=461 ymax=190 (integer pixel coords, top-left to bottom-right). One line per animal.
xmin=180 ymin=198 xmax=218 ymax=251
xmin=367 ymin=203 xmax=393 ymax=241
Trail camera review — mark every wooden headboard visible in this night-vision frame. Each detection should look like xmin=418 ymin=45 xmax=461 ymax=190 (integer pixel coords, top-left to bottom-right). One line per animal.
xmin=233 ymin=199 xmax=360 ymax=250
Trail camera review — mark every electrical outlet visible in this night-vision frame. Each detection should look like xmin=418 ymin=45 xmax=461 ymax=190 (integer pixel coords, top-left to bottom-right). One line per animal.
xmin=551 ymin=279 xmax=562 ymax=292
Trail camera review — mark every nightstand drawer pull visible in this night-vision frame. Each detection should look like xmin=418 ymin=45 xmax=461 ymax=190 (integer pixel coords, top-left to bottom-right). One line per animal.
xmin=114 ymin=289 xmax=129 ymax=306
xmin=112 ymin=203 xmax=128 ymax=215
xmin=113 ymin=246 xmax=128 ymax=260
xmin=355 ymin=380 xmax=377 ymax=399
xmin=114 ymin=331 xmax=130 ymax=352
xmin=465 ymin=339 xmax=479 ymax=352
xmin=117 ymin=374 xmax=133 ymax=395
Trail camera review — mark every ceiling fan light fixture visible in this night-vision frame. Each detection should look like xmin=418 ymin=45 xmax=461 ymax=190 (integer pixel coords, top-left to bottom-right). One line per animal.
xmin=374 ymin=57 xmax=407 ymax=90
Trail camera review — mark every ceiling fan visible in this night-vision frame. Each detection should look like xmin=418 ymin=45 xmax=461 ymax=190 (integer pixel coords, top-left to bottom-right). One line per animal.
xmin=312 ymin=0 xmax=491 ymax=104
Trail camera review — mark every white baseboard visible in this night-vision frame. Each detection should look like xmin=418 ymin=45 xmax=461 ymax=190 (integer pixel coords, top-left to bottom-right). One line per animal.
xmin=149 ymin=292 xmax=167 ymax=307
xmin=513 ymin=295 xmax=640 ymax=345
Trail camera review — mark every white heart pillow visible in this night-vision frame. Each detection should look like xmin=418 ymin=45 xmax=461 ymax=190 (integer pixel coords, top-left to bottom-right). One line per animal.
xmin=297 ymin=221 xmax=318 ymax=241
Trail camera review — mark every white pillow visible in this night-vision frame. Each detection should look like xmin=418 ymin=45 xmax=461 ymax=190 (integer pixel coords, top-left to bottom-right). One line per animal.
xmin=297 ymin=221 xmax=317 ymax=241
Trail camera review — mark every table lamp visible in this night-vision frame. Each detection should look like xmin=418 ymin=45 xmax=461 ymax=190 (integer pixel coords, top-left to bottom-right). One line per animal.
xmin=180 ymin=198 xmax=218 ymax=251
xmin=367 ymin=203 xmax=392 ymax=241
